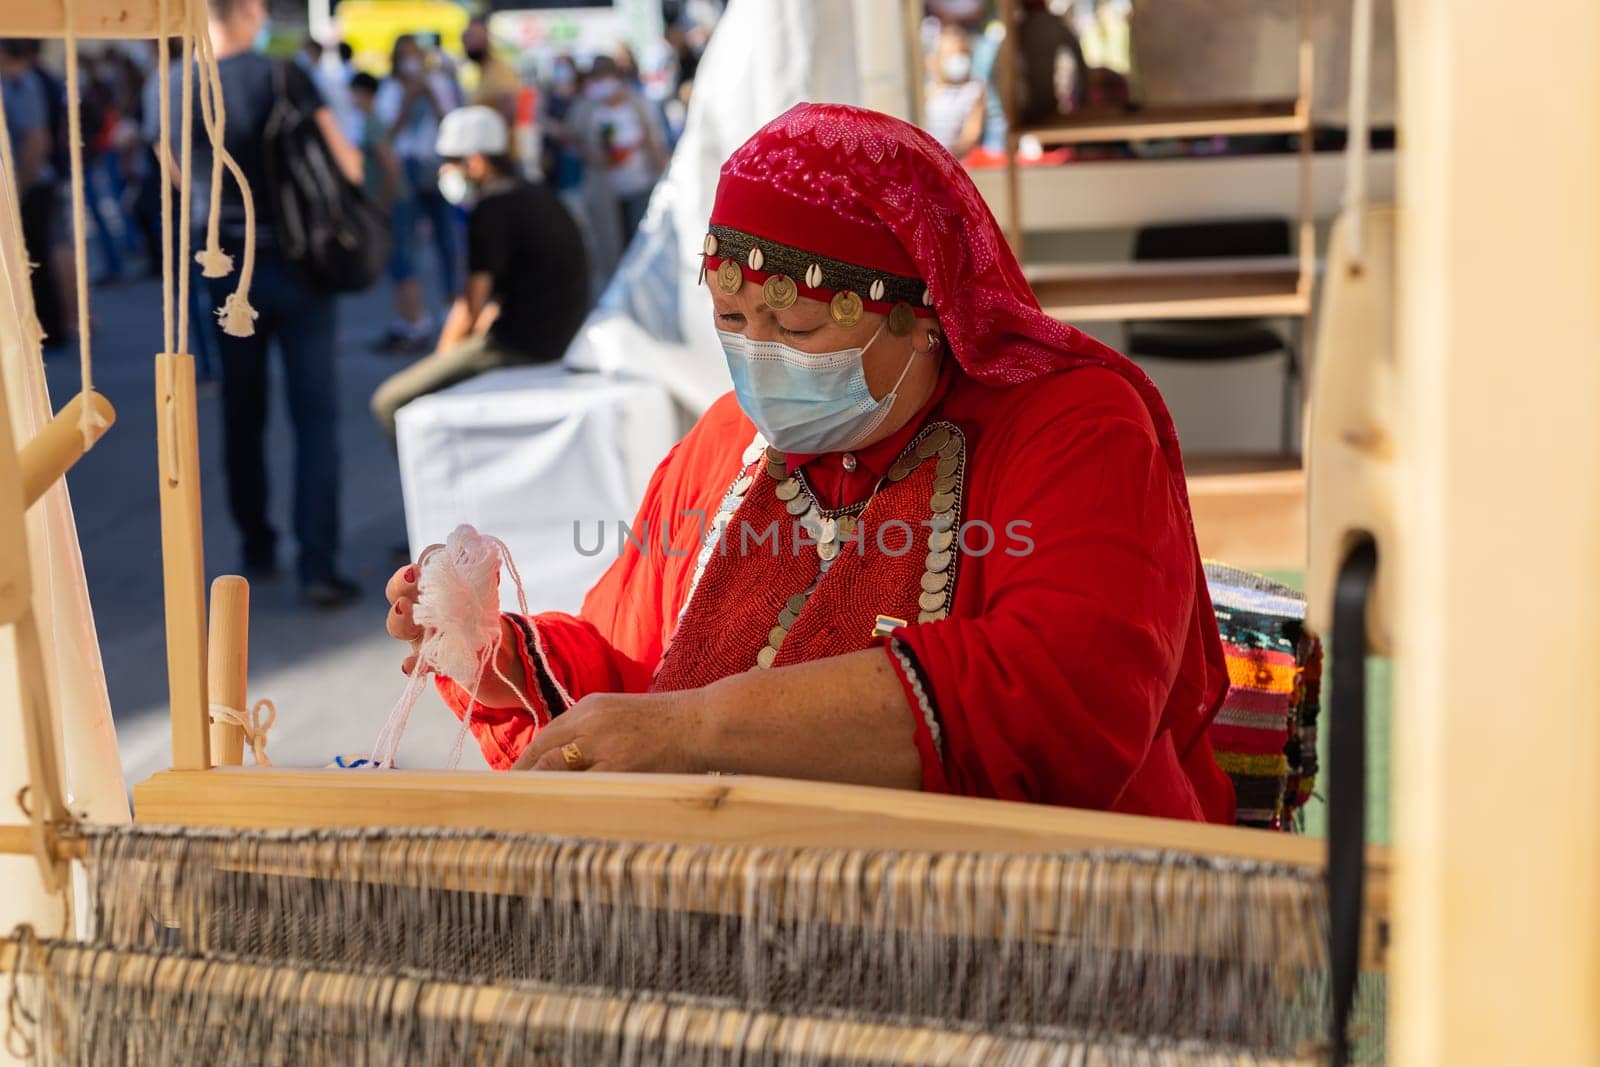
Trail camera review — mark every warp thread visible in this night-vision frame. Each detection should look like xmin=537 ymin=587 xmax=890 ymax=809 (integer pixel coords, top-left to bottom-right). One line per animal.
xmin=208 ymin=699 xmax=276 ymax=766
xmin=368 ymin=525 xmax=538 ymax=769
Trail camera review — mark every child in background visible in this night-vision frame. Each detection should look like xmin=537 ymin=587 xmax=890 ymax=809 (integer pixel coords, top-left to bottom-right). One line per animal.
xmin=351 ymin=72 xmax=407 ymax=214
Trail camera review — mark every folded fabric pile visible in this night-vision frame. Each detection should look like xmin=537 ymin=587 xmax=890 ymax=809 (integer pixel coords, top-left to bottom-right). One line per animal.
xmin=1202 ymin=563 xmax=1322 ymax=830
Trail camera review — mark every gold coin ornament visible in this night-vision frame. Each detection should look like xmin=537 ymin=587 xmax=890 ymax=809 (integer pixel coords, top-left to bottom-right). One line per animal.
xmin=762 ymin=274 xmax=798 ymax=310
xmin=716 ymin=259 xmax=743 ymax=294
xmin=829 ymin=290 xmax=864 ymax=327
xmin=887 ymin=302 xmax=915 ymax=337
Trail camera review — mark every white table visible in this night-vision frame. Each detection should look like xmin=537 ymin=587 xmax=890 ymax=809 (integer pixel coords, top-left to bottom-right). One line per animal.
xmin=396 ymin=365 xmax=683 ymax=615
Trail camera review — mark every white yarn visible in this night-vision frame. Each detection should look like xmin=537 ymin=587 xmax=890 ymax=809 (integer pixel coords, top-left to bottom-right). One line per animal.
xmin=208 ymin=699 xmax=275 ymax=765
xmin=368 ymin=525 xmax=539 ymax=770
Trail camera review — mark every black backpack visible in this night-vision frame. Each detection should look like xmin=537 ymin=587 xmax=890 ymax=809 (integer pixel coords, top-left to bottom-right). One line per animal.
xmin=261 ymin=62 xmax=390 ymax=292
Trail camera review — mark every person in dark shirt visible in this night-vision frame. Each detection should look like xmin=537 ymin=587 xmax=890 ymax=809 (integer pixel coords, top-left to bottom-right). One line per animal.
xmin=181 ymin=0 xmax=365 ymax=607
xmin=370 ymin=106 xmax=589 ymax=443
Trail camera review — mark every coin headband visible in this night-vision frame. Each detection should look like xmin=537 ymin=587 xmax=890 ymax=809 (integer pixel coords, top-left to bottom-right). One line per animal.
xmin=700 ymin=224 xmax=934 ymax=316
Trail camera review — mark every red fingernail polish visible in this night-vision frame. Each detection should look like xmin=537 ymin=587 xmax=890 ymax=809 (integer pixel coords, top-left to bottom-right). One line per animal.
xmin=404 ymin=567 xmax=416 ymax=582
xmin=394 ymin=602 xmax=403 ymax=614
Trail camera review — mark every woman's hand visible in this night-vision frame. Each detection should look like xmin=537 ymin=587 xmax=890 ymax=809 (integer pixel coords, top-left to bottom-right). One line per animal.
xmin=384 ymin=553 xmax=529 ymax=709
xmin=512 ymin=690 xmax=708 ymax=773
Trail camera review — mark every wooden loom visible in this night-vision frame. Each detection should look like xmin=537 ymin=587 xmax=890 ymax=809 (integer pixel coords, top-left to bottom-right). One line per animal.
xmin=2 ymin=0 xmax=1599 ymax=1062
xmin=0 ymin=12 xmax=1394 ymax=1064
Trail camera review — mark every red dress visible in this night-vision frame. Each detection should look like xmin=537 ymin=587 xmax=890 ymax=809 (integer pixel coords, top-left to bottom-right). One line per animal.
xmin=439 ymin=360 xmax=1237 ymax=824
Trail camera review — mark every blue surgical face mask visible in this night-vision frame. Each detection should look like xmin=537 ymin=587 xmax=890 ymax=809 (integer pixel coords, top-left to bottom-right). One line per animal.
xmin=720 ymin=321 xmax=916 ymax=454
xmin=253 ymin=19 xmax=273 ymax=54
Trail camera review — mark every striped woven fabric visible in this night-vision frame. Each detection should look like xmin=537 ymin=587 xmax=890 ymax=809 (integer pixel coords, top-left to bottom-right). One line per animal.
xmin=1203 ymin=563 xmax=1323 ymax=831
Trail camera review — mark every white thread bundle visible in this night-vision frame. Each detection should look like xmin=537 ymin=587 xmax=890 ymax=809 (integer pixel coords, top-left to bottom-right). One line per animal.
xmin=368 ymin=525 xmax=537 ymax=769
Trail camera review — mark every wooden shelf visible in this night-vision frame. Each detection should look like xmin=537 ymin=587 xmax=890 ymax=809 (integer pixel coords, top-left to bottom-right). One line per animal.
xmin=1184 ymin=460 xmax=1306 ymax=570
xmin=1026 ymin=257 xmax=1310 ymax=322
xmin=1017 ymin=100 xmax=1308 ymax=147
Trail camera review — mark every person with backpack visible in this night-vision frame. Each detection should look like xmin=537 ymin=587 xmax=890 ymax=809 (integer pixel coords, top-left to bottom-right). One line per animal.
xmin=177 ymin=0 xmax=365 ymax=607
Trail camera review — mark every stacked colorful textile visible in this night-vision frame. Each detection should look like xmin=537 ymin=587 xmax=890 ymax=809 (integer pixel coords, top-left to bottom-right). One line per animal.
xmin=1202 ymin=563 xmax=1323 ymax=831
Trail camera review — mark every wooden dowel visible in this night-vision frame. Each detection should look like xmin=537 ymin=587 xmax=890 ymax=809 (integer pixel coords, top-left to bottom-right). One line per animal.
xmin=18 ymin=391 xmax=116 ymax=507
xmin=155 ymin=353 xmax=209 ymax=771
xmin=206 ymin=576 xmax=250 ymax=766
xmin=0 ymin=825 xmax=88 ymax=862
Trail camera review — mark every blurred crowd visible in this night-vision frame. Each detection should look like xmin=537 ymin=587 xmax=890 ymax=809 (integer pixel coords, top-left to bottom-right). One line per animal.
xmin=0 ymin=1 xmax=718 ymax=608
xmin=0 ymin=6 xmax=717 ymax=355
xmin=919 ymin=0 xmax=1132 ymax=165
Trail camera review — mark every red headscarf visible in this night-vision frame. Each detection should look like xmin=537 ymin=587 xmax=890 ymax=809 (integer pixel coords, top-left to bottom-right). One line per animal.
xmin=707 ymin=102 xmax=1194 ymax=506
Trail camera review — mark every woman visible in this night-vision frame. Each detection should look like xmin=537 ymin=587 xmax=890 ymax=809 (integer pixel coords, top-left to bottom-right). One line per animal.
xmin=386 ymin=103 xmax=1235 ymax=822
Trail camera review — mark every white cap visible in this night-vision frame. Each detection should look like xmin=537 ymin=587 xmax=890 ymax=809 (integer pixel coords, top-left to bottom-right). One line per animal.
xmin=435 ymin=106 xmax=509 ymax=158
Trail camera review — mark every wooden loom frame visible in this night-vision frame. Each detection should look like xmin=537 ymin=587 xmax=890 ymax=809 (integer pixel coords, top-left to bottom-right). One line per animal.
xmin=0 ymin=0 xmax=1397 ymax=994
xmin=26 ymin=9 xmax=1600 ymax=1067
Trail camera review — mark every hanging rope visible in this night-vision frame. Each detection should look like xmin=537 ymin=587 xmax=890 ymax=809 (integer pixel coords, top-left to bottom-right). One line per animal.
xmin=1341 ymin=0 xmax=1375 ymax=274
xmin=175 ymin=0 xmax=195 ymax=352
xmin=61 ymin=1 xmax=110 ymax=449
xmin=192 ymin=5 xmax=232 ymax=282
xmin=191 ymin=13 xmax=258 ymax=337
xmin=156 ymin=0 xmax=174 ymax=355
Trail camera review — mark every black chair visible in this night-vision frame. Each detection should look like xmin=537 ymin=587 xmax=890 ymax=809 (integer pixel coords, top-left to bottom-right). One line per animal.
xmin=1125 ymin=218 xmax=1300 ymax=454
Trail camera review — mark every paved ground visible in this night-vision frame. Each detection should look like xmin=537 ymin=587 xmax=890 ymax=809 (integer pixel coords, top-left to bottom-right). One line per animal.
xmin=46 ymin=259 xmax=490 ymax=788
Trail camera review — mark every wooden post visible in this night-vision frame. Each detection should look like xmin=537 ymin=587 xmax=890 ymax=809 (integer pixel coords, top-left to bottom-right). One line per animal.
xmin=1294 ymin=0 xmax=1315 ymax=304
xmin=206 ymin=577 xmax=249 ymax=766
xmin=1390 ymin=0 xmax=1600 ymax=1061
xmin=997 ymin=0 xmax=1024 ymax=255
xmin=902 ymin=0 xmax=925 ymax=126
xmin=155 ymin=353 xmax=208 ymax=771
